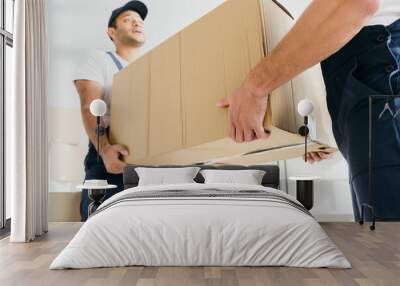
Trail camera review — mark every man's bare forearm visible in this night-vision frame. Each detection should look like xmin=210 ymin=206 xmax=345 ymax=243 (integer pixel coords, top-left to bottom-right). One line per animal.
xmin=81 ymin=107 xmax=110 ymax=155
xmin=245 ymin=0 xmax=380 ymax=96
xmin=75 ymin=80 xmax=110 ymax=155
xmin=75 ymin=79 xmax=128 ymax=174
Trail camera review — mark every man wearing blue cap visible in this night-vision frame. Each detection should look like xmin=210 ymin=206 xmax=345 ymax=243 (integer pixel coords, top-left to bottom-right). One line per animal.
xmin=73 ymin=1 xmax=148 ymax=221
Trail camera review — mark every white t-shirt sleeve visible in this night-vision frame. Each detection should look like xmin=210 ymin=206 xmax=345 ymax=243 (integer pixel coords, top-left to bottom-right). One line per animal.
xmin=73 ymin=50 xmax=107 ymax=86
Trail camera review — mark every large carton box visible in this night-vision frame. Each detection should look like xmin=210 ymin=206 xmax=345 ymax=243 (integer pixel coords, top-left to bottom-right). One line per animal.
xmin=109 ymin=0 xmax=336 ymax=165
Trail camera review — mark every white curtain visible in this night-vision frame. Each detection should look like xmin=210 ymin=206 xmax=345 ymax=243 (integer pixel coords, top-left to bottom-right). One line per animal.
xmin=9 ymin=0 xmax=49 ymax=242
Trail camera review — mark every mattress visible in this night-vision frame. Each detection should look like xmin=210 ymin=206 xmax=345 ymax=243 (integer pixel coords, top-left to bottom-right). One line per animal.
xmin=50 ymin=183 xmax=351 ymax=269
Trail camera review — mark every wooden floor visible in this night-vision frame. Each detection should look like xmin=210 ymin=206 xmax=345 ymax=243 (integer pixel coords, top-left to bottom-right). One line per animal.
xmin=0 ymin=222 xmax=399 ymax=286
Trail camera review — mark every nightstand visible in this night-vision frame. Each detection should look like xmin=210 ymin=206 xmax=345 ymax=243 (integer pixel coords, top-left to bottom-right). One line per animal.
xmin=77 ymin=182 xmax=117 ymax=217
xmin=288 ymin=176 xmax=320 ymax=211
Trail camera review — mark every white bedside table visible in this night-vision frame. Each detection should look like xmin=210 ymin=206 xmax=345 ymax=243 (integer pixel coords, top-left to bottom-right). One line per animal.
xmin=77 ymin=183 xmax=117 ymax=217
xmin=288 ymin=176 xmax=320 ymax=210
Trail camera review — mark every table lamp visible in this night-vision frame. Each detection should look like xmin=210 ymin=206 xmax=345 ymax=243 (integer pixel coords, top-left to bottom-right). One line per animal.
xmin=297 ymin=99 xmax=314 ymax=162
xmin=89 ymin=99 xmax=107 ymax=163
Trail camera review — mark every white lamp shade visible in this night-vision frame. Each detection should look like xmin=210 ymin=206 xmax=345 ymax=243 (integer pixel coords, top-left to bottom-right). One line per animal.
xmin=90 ymin=99 xmax=107 ymax=117
xmin=297 ymin=99 xmax=314 ymax=117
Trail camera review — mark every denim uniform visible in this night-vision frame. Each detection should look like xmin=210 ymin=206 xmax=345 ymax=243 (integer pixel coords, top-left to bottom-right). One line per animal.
xmin=80 ymin=52 xmax=125 ymax=222
xmin=321 ymin=19 xmax=400 ymax=221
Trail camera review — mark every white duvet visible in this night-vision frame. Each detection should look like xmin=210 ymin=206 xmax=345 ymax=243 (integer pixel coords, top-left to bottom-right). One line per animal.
xmin=50 ymin=183 xmax=351 ymax=269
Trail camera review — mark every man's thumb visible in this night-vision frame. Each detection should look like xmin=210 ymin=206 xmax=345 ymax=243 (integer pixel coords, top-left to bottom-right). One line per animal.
xmin=216 ymin=98 xmax=230 ymax=108
xmin=115 ymin=144 xmax=129 ymax=156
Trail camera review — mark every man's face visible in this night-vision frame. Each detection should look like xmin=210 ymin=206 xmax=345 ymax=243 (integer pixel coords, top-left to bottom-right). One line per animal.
xmin=108 ymin=10 xmax=145 ymax=46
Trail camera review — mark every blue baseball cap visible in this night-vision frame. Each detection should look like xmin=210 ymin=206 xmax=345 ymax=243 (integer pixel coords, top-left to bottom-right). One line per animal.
xmin=108 ymin=1 xmax=148 ymax=27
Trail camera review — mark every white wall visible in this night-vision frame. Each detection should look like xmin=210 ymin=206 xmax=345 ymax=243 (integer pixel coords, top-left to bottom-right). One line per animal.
xmin=280 ymin=0 xmax=311 ymax=17
xmin=47 ymin=0 xmax=353 ymax=221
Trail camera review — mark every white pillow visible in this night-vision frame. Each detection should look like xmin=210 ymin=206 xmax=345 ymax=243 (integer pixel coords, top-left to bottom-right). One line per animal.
xmin=200 ymin=169 xmax=266 ymax=185
xmin=135 ymin=167 xmax=201 ymax=186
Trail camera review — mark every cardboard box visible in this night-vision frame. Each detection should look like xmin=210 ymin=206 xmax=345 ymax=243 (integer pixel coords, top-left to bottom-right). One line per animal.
xmin=262 ymin=0 xmax=336 ymax=148
xmin=110 ymin=0 xmax=336 ymax=166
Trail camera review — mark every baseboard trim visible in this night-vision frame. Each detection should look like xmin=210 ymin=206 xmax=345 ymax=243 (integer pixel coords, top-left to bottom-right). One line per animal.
xmin=314 ymin=214 xmax=354 ymax=222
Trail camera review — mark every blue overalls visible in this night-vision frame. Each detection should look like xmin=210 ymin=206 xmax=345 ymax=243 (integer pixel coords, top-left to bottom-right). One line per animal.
xmin=80 ymin=52 xmax=125 ymax=222
xmin=321 ymin=19 xmax=400 ymax=221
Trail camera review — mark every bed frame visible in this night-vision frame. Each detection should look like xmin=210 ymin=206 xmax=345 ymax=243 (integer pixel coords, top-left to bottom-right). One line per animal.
xmin=123 ymin=164 xmax=280 ymax=190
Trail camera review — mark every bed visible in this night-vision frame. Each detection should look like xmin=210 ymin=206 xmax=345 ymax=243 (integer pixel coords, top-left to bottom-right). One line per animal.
xmin=50 ymin=164 xmax=351 ymax=269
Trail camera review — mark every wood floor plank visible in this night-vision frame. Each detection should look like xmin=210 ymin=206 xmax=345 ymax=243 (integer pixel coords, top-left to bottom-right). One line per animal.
xmin=0 ymin=222 xmax=400 ymax=286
